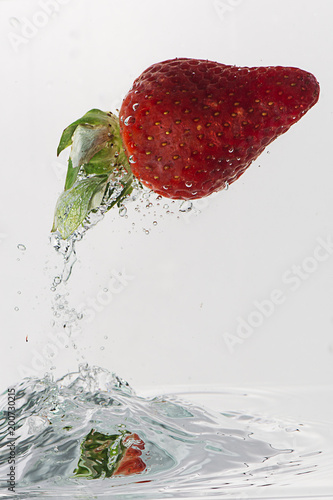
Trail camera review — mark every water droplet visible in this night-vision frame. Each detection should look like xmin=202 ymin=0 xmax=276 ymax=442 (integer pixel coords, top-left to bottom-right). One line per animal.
xmin=124 ymin=116 xmax=135 ymax=126
xmin=129 ymin=155 xmax=136 ymax=164
xmin=185 ymin=181 xmax=192 ymax=188
xmin=143 ymin=229 xmax=150 ymax=235
xmin=132 ymin=103 xmax=139 ymax=111
xmin=146 ymin=202 xmax=153 ymax=208
xmin=156 ymin=195 xmax=162 ymax=200
xmin=153 ymin=221 xmax=158 ymax=226
xmin=53 ymin=276 xmax=62 ymax=287
xmin=179 ymin=201 xmax=193 ymax=213
xmin=119 ymin=206 xmax=127 ymax=217
xmin=17 ymin=244 xmax=26 ymax=251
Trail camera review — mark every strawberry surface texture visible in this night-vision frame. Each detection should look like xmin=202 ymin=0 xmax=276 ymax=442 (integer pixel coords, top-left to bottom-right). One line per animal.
xmin=119 ymin=58 xmax=320 ymax=200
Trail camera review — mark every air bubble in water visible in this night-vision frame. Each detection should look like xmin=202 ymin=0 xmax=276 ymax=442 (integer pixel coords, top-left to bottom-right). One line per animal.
xmin=53 ymin=276 xmax=61 ymax=287
xmin=153 ymin=221 xmax=158 ymax=226
xmin=132 ymin=103 xmax=139 ymax=111
xmin=17 ymin=244 xmax=26 ymax=251
xmin=185 ymin=182 xmax=192 ymax=188
xmin=179 ymin=201 xmax=193 ymax=213
xmin=119 ymin=206 xmax=127 ymax=217
xmin=225 ymin=182 xmax=229 ymax=190
xmin=129 ymin=155 xmax=136 ymax=164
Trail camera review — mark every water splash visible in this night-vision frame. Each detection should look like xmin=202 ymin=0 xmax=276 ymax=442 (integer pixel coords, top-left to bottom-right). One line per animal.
xmin=0 ymin=365 xmax=331 ymax=499
xmin=50 ymin=232 xmax=78 ymax=287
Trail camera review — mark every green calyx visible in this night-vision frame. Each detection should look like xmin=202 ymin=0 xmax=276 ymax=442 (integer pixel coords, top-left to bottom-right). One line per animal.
xmin=73 ymin=428 xmax=129 ymax=479
xmin=52 ymin=109 xmax=133 ymax=239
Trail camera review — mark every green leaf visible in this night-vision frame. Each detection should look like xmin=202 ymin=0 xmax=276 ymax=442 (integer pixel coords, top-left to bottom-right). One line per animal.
xmin=57 ymin=109 xmax=112 ymax=156
xmin=52 ymin=175 xmax=108 ymax=239
xmin=52 ymin=109 xmax=135 ymax=238
xmin=73 ymin=429 xmax=127 ymax=479
xmin=64 ymin=124 xmax=111 ymax=191
xmin=104 ymin=176 xmax=134 ymax=213
xmin=63 ymin=157 xmax=79 ymax=193
xmin=83 ymin=146 xmax=118 ymax=176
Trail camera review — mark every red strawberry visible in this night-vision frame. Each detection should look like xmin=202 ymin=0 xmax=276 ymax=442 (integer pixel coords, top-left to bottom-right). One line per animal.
xmin=113 ymin=433 xmax=146 ymax=476
xmin=53 ymin=58 xmax=319 ymax=238
xmin=119 ymin=58 xmax=319 ymax=200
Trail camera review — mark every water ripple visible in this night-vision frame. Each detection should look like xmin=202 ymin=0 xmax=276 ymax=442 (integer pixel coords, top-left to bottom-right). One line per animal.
xmin=0 ymin=365 xmax=331 ymax=498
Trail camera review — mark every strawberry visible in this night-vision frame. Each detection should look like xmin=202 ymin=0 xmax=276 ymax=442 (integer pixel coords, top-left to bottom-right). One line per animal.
xmin=119 ymin=58 xmax=319 ymax=199
xmin=52 ymin=58 xmax=319 ymax=238
xmin=113 ymin=433 xmax=146 ymax=476
xmin=73 ymin=429 xmax=146 ymax=478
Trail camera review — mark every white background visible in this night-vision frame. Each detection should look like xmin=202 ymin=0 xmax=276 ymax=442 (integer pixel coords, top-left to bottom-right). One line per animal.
xmin=1 ymin=0 xmax=332 ymax=393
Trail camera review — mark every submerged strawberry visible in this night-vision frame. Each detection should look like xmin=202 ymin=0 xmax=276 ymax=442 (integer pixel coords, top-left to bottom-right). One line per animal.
xmin=73 ymin=429 xmax=146 ymax=478
xmin=52 ymin=58 xmax=319 ymax=238
xmin=113 ymin=433 xmax=146 ymax=476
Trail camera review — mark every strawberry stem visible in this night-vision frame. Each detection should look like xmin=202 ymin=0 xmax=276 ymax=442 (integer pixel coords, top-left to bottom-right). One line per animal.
xmin=52 ymin=110 xmax=134 ymax=239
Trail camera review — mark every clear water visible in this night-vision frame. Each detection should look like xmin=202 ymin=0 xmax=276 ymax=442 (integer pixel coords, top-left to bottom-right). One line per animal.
xmin=0 ymin=364 xmax=331 ymax=499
